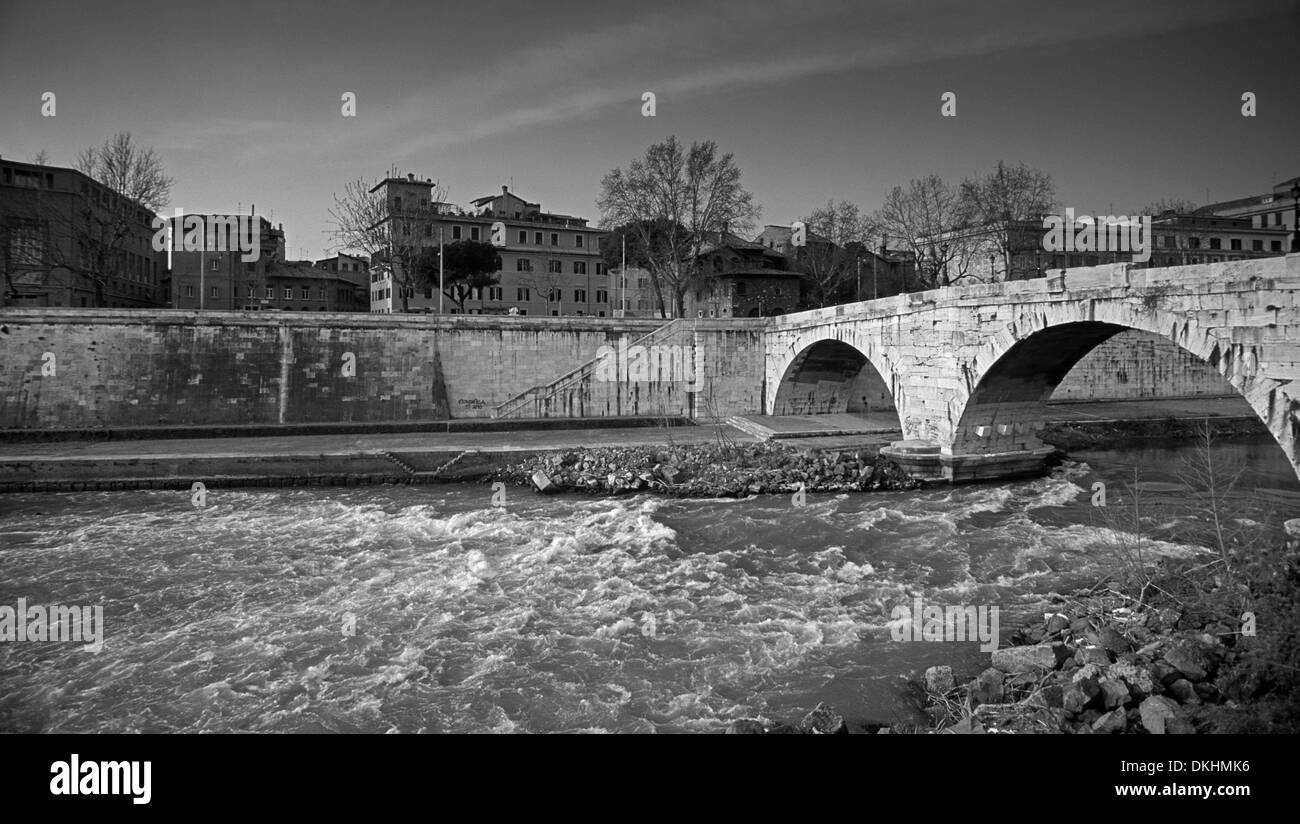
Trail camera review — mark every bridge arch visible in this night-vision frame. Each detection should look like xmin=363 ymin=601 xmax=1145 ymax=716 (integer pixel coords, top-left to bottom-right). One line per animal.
xmin=950 ymin=301 xmax=1297 ymax=478
xmin=770 ymin=336 xmax=903 ymax=428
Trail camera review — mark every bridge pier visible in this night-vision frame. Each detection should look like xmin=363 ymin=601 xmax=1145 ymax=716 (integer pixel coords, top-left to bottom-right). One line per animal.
xmin=879 ymin=439 xmax=1058 ymax=483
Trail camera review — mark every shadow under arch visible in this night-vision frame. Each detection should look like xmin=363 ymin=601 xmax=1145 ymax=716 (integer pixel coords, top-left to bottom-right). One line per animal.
xmin=771 ymin=339 xmax=902 ymax=427
xmin=952 ymin=321 xmax=1286 ymax=471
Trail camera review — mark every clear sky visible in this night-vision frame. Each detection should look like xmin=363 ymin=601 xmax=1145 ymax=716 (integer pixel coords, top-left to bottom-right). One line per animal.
xmin=2 ymin=0 xmax=1296 ymax=260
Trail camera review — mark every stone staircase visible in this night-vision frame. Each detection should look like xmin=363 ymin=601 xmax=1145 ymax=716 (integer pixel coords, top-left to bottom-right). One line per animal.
xmin=491 ymin=319 xmax=691 ymax=419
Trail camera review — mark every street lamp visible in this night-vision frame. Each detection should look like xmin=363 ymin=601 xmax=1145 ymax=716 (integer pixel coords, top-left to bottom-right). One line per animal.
xmin=1291 ymin=182 xmax=1299 ymax=253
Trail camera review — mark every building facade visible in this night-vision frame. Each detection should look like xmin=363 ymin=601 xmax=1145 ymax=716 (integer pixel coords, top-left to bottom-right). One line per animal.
xmin=0 ymin=157 xmax=166 ymax=308
xmin=166 ymin=214 xmax=284 ymax=311
xmin=368 ymin=175 xmax=610 ymax=316
xmin=1199 ymin=175 xmax=1299 ymax=245
xmin=686 ymin=235 xmax=801 ymax=318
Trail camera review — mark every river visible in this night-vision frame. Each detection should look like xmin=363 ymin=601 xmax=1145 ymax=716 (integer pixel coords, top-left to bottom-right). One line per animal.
xmin=1 ymin=438 xmax=1296 ymax=733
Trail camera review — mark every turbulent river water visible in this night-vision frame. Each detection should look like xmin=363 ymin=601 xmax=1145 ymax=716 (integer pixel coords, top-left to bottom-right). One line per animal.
xmin=1 ymin=438 xmax=1296 ymax=733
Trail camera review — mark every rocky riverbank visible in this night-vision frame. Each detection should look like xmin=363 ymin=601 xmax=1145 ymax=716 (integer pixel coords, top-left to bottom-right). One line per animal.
xmin=497 ymin=441 xmax=921 ymax=497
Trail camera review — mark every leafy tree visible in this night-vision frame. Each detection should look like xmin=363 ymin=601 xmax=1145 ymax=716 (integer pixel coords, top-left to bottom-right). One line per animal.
xmin=439 ymin=239 xmax=500 ymax=312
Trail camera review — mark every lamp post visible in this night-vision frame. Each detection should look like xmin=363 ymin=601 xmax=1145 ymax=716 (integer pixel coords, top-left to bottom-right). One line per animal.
xmin=1291 ymin=182 xmax=1299 ymax=253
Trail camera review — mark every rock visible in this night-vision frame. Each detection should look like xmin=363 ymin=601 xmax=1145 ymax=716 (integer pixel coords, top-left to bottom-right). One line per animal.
xmin=1149 ymin=661 xmax=1181 ymax=687
xmin=1046 ymin=613 xmax=1071 ymax=636
xmin=942 ymin=717 xmax=985 ymax=734
xmin=924 ymin=665 xmax=956 ymax=695
xmin=530 ymin=470 xmax=558 ymax=494
xmin=1194 ymin=681 xmax=1222 ymax=704
xmin=1138 ymin=695 xmax=1183 ymax=734
xmin=1167 ymin=678 xmax=1199 ymax=704
xmin=724 ymin=719 xmax=767 ymax=734
xmin=1166 ymin=717 xmax=1196 ymax=734
xmin=1099 ymin=678 xmax=1130 ymax=710
xmin=799 ymin=702 xmax=848 ymax=734
xmin=1092 ymin=707 xmax=1127 ymax=734
xmin=1063 ymin=684 xmax=1094 ymax=715
xmin=1027 ymin=684 xmax=1065 ymax=709
xmin=1108 ymin=661 xmax=1155 ymax=698
xmin=970 ymin=668 xmax=1004 ymax=706
xmin=1097 ymin=625 xmax=1133 ymax=654
xmin=1076 ymin=645 xmax=1111 ymax=667
xmin=765 ymin=723 xmax=801 ymax=734
xmin=992 ymin=644 xmax=1060 ymax=674
xmin=1164 ymin=641 xmax=1211 ymax=681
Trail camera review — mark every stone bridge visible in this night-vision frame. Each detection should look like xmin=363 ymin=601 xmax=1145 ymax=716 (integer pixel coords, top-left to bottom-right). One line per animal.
xmin=764 ymin=255 xmax=1300 ymax=481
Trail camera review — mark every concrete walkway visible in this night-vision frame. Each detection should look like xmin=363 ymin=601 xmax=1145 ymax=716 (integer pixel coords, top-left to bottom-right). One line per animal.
xmin=0 ymin=396 xmax=1259 ymax=492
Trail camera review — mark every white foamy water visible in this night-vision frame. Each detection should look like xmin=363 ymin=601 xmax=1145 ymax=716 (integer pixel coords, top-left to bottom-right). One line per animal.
xmin=0 ymin=439 xmax=1294 ymax=733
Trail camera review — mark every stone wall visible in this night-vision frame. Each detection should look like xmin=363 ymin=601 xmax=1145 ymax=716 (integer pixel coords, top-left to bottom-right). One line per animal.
xmin=0 ymin=310 xmax=768 ymax=430
xmin=1052 ymin=329 xmax=1233 ymax=401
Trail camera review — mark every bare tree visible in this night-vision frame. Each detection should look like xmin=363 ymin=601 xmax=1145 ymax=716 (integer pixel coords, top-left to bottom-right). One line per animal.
xmin=328 ymin=175 xmax=448 ymax=312
xmin=875 ymin=175 xmax=968 ymax=289
xmin=597 ymin=136 xmax=759 ymax=318
xmin=792 ymin=199 xmax=879 ymax=307
xmin=1136 ymin=197 xmax=1200 ymax=216
xmin=2 ymin=133 xmax=172 ymax=307
xmin=960 ymin=161 xmax=1056 ymax=279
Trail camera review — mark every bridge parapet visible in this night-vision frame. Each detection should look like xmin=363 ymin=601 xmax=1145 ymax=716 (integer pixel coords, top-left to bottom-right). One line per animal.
xmin=766 ymin=254 xmax=1300 ymax=482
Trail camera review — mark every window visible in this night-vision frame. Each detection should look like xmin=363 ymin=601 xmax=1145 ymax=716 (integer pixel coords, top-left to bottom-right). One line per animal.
xmin=488 ymin=286 xmax=502 ymax=301
xmin=595 ymin=263 xmax=603 ymax=275
xmin=319 ymin=288 xmax=327 ymax=300
xmin=534 ymin=231 xmax=543 ymax=244
xmin=211 ymin=286 xmax=219 ymax=298
xmin=298 ymin=287 xmax=308 ymax=300
xmin=550 ymin=233 xmax=558 ymax=246
xmin=1252 ymin=239 xmax=1263 ymax=251
xmin=248 ymin=287 xmax=256 ymax=298
xmin=548 ymin=260 xmax=562 ymax=274
xmin=573 ymin=261 xmax=587 ymax=274
xmin=517 ymin=287 xmax=530 ymax=301
xmin=1209 ymin=237 xmax=1221 ymax=250
xmin=1161 ymin=235 xmax=1175 ymax=248
xmin=574 ymin=289 xmax=586 ymax=303
xmin=595 ymin=290 xmax=607 ymax=303
xmin=423 ymin=286 xmax=433 ymax=299
xmin=736 ymin=282 xmax=748 ymax=297
xmin=547 ymin=288 xmax=561 ymax=302
xmin=1272 ymin=241 xmax=1283 ymax=252
xmin=393 ymin=196 xmax=402 ymax=211
xmin=518 ymin=230 xmax=527 ymax=243
xmin=284 ymin=288 xmax=293 ymax=299
xmin=452 ymin=225 xmax=462 ymax=240
xmin=265 ymin=287 xmax=273 ymax=299
xmin=471 ymin=227 xmax=481 ymax=241
xmin=185 ymin=285 xmax=194 ymax=298
xmin=575 ymin=235 xmax=584 ymax=248
xmin=210 ymin=258 xmax=220 ymax=271
xmin=1188 ymin=237 xmax=1201 ymax=249
xmin=516 ymin=258 xmax=533 ymax=272
xmin=1230 ymin=238 xmax=1241 ymax=251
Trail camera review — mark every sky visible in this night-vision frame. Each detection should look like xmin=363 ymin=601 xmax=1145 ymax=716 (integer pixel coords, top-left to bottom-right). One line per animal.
xmin=1 ymin=0 xmax=1296 ymax=260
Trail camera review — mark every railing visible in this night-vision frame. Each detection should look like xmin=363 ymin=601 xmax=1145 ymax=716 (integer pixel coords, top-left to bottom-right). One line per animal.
xmin=490 ymin=318 xmax=691 ymax=419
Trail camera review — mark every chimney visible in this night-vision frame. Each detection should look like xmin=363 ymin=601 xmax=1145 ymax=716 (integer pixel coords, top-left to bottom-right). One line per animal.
xmin=502 ymin=185 xmax=509 ymax=195
xmin=407 ymin=173 xmax=415 ymax=182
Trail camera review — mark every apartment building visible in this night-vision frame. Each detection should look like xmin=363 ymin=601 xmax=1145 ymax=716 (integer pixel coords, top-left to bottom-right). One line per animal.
xmin=368 ymin=175 xmax=609 ymax=315
xmin=1198 ymin=175 xmax=1299 ymax=243
xmin=166 ymin=214 xmax=284 ymax=310
xmin=0 ymin=157 xmax=166 ymax=307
